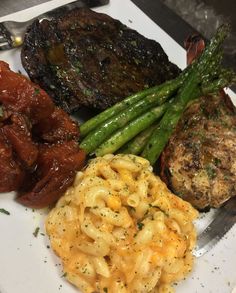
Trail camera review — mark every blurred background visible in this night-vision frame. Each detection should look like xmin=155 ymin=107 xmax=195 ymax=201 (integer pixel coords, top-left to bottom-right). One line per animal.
xmin=160 ymin=0 xmax=236 ymax=70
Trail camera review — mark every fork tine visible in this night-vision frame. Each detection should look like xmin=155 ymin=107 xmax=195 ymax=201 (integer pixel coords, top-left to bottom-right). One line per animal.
xmin=0 ymin=23 xmax=14 ymax=50
xmin=0 ymin=23 xmax=12 ymax=42
xmin=0 ymin=35 xmax=7 ymax=42
xmin=0 ymin=41 xmax=12 ymax=51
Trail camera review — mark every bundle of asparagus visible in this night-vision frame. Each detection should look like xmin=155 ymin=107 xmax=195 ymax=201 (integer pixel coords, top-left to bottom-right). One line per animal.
xmin=80 ymin=25 xmax=236 ymax=165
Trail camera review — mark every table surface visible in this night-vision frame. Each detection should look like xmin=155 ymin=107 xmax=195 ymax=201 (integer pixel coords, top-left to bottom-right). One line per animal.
xmin=0 ymin=0 xmax=49 ymax=16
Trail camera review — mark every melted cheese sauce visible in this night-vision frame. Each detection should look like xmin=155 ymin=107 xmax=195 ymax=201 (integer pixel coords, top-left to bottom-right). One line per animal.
xmin=46 ymin=154 xmax=198 ymax=293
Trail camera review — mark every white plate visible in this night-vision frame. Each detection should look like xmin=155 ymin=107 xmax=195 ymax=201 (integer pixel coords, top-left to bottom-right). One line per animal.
xmin=0 ymin=1 xmax=236 ymax=292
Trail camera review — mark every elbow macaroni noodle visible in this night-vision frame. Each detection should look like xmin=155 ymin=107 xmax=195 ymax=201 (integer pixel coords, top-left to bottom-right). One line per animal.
xmin=46 ymin=154 xmax=198 ymax=293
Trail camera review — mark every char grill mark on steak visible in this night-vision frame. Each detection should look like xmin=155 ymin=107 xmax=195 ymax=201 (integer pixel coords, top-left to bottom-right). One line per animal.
xmin=160 ymin=91 xmax=236 ymax=210
xmin=21 ymin=8 xmax=180 ymax=113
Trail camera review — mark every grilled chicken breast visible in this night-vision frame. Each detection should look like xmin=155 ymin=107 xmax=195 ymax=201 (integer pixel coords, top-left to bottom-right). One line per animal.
xmin=160 ymin=91 xmax=236 ymax=210
xmin=21 ymin=7 xmax=180 ymax=113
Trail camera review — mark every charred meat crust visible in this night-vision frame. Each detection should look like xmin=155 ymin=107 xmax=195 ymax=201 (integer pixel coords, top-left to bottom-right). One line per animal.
xmin=160 ymin=91 xmax=236 ymax=210
xmin=21 ymin=7 xmax=180 ymax=113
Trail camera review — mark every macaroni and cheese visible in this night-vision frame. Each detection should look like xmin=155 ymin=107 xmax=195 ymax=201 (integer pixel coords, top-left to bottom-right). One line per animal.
xmin=46 ymin=154 xmax=198 ymax=293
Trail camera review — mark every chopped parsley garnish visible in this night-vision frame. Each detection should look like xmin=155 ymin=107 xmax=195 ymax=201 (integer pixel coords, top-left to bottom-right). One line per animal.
xmin=0 ymin=208 xmax=10 ymax=215
xmin=205 ymin=164 xmax=217 ymax=179
xmin=61 ymin=272 xmax=67 ymax=278
xmin=214 ymin=157 xmax=221 ymax=167
xmin=82 ymin=88 xmax=93 ymax=97
xmin=137 ymin=222 xmax=144 ymax=230
xmin=34 ymin=88 xmax=40 ymax=95
xmin=103 ymin=288 xmax=108 ymax=293
xmin=33 ymin=227 xmax=40 ymax=238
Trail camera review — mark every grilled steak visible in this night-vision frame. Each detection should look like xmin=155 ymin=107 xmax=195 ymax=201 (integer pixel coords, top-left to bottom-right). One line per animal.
xmin=21 ymin=8 xmax=180 ymax=113
xmin=160 ymin=91 xmax=236 ymax=210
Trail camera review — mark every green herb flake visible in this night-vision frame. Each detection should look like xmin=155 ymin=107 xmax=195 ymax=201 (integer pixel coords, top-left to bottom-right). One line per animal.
xmin=103 ymin=288 xmax=108 ymax=293
xmin=134 ymin=58 xmax=141 ymax=65
xmin=33 ymin=227 xmax=40 ymax=238
xmin=0 ymin=208 xmax=10 ymax=215
xmin=137 ymin=222 xmax=144 ymax=230
xmin=75 ymin=67 xmax=81 ymax=74
xmin=82 ymin=88 xmax=93 ymax=97
xmin=214 ymin=157 xmax=221 ymax=167
xmin=205 ymin=165 xmax=217 ymax=180
xmin=130 ymin=40 xmax=137 ymax=47
xmin=61 ymin=272 xmax=67 ymax=278
xmin=74 ymin=61 xmax=82 ymax=74
xmin=34 ymin=88 xmax=40 ymax=95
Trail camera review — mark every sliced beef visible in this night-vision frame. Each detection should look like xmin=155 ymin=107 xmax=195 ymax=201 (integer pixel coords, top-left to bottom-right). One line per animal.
xmin=21 ymin=7 xmax=180 ymax=113
xmin=160 ymin=91 xmax=236 ymax=210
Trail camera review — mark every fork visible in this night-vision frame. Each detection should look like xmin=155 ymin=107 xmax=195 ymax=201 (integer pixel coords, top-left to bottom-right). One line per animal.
xmin=0 ymin=0 xmax=109 ymax=51
xmin=0 ymin=19 xmax=34 ymax=50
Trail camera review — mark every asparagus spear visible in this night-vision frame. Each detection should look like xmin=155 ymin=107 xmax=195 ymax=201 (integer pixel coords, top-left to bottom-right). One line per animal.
xmin=141 ymin=24 xmax=230 ymax=165
xmin=80 ymin=78 xmax=182 ymax=154
xmin=120 ymin=67 xmax=236 ymax=156
xmin=95 ymin=102 xmax=170 ymax=156
xmin=80 ymin=24 xmax=234 ymax=166
xmin=80 ymin=79 xmax=177 ymax=137
xmin=141 ymin=76 xmax=198 ymax=164
xmin=120 ymin=122 xmax=158 ymax=155
xmin=95 ymin=65 xmax=234 ymax=159
xmin=201 ymin=68 xmax=236 ymax=94
xmin=80 ymin=61 xmax=197 ymax=138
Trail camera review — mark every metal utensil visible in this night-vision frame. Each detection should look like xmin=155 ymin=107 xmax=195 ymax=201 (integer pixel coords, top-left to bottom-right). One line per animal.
xmin=0 ymin=0 xmax=109 ymax=51
xmin=193 ymin=196 xmax=236 ymax=257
